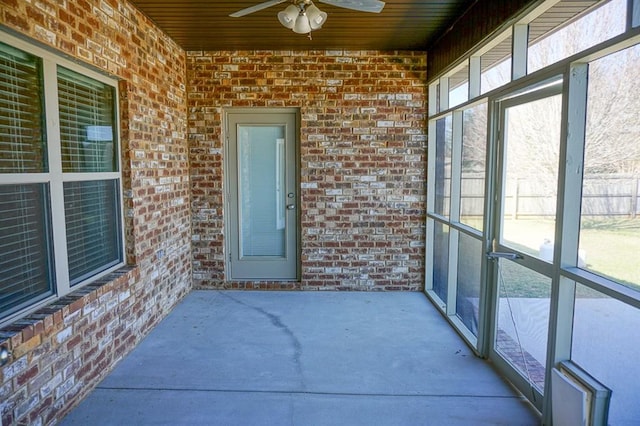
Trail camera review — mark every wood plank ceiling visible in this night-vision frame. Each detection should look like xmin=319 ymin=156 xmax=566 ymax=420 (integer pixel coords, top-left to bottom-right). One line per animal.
xmin=128 ymin=0 xmax=473 ymax=51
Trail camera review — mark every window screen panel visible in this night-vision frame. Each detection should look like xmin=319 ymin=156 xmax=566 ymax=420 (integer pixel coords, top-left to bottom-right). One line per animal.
xmin=0 ymin=42 xmax=46 ymax=173
xmin=434 ymin=115 xmax=452 ymax=217
xmin=57 ymin=66 xmax=117 ymax=173
xmin=0 ymin=184 xmax=54 ymax=318
xmin=64 ymin=179 xmax=122 ymax=285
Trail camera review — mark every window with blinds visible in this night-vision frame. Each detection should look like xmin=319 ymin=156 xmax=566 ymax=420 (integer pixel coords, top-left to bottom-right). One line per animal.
xmin=0 ymin=37 xmax=123 ymax=324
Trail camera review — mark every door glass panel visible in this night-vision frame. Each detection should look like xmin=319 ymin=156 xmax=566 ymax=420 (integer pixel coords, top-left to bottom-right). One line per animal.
xmin=502 ymin=94 xmax=562 ymax=258
xmin=456 ymin=232 xmax=482 ymax=336
xmin=495 ymin=259 xmax=550 ymax=391
xmin=580 ymin=44 xmax=640 ymax=290
xmin=432 ymin=220 xmax=450 ymax=303
xmin=238 ymin=125 xmax=285 ymax=257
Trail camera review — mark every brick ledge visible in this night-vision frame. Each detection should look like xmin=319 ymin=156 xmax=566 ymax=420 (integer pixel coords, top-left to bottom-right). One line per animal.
xmin=0 ymin=265 xmax=138 ymax=362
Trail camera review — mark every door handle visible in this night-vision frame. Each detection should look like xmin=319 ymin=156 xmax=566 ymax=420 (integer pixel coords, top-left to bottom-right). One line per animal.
xmin=286 ymin=204 xmax=295 ymax=210
xmin=487 ymin=238 xmax=522 ymax=260
xmin=487 ymin=252 xmax=523 ymax=260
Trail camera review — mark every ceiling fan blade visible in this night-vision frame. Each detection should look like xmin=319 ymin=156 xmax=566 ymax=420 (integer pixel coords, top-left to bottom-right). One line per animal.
xmin=229 ymin=0 xmax=289 ymax=17
xmin=319 ymin=0 xmax=385 ymax=13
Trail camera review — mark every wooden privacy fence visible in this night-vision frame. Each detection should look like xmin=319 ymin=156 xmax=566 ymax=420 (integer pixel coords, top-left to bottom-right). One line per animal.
xmin=453 ymin=174 xmax=640 ymax=219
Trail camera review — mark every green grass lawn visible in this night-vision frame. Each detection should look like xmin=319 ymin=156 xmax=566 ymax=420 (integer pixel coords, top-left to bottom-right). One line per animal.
xmin=500 ymin=217 xmax=640 ymax=296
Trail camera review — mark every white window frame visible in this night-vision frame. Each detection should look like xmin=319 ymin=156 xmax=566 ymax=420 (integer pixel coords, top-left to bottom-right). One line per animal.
xmin=0 ymin=31 xmax=126 ymax=326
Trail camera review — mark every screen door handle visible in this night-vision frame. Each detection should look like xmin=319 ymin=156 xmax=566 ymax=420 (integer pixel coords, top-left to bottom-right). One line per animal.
xmin=487 ymin=252 xmax=523 ymax=260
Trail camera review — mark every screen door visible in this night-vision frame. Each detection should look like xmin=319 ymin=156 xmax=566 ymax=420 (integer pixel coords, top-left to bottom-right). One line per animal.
xmin=488 ymin=82 xmax=563 ymax=409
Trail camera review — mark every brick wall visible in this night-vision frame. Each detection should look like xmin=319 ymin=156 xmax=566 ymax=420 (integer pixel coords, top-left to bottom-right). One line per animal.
xmin=0 ymin=0 xmax=191 ymax=424
xmin=188 ymin=51 xmax=427 ymax=290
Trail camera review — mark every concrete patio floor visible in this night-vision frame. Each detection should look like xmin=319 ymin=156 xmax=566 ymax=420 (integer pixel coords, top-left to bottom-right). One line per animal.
xmin=61 ymin=291 xmax=540 ymax=425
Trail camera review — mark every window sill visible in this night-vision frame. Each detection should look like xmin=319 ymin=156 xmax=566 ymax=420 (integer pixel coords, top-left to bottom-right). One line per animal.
xmin=0 ymin=265 xmax=138 ymax=363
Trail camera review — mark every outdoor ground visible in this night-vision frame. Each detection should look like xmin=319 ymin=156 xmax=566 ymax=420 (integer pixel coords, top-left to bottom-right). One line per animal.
xmin=61 ymin=291 xmax=539 ymax=425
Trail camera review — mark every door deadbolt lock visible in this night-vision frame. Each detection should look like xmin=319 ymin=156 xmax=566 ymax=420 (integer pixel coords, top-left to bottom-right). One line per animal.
xmin=287 ymin=192 xmax=295 ymax=198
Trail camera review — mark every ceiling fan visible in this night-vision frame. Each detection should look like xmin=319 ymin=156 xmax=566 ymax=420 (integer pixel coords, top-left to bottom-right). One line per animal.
xmin=230 ymin=0 xmax=386 ymax=37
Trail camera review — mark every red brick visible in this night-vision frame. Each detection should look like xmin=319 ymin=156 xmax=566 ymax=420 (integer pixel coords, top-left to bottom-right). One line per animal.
xmin=16 ymin=365 xmax=39 ymax=387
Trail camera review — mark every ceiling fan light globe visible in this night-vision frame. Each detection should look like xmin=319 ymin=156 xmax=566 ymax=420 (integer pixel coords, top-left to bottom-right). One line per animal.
xmin=293 ymin=13 xmax=311 ymax=34
xmin=284 ymin=4 xmax=300 ymax=19
xmin=277 ymin=4 xmax=299 ymax=29
xmin=306 ymin=5 xmax=327 ymax=29
xmin=277 ymin=12 xmax=295 ymax=28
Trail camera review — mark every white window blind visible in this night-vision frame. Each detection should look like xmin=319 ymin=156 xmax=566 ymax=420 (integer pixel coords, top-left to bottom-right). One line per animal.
xmin=64 ymin=180 xmax=121 ymax=285
xmin=0 ymin=184 xmax=54 ymax=316
xmin=57 ymin=66 xmax=117 ymax=173
xmin=0 ymin=43 xmax=53 ymax=317
xmin=57 ymin=66 xmax=122 ymax=286
xmin=0 ymin=42 xmax=46 ymax=173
